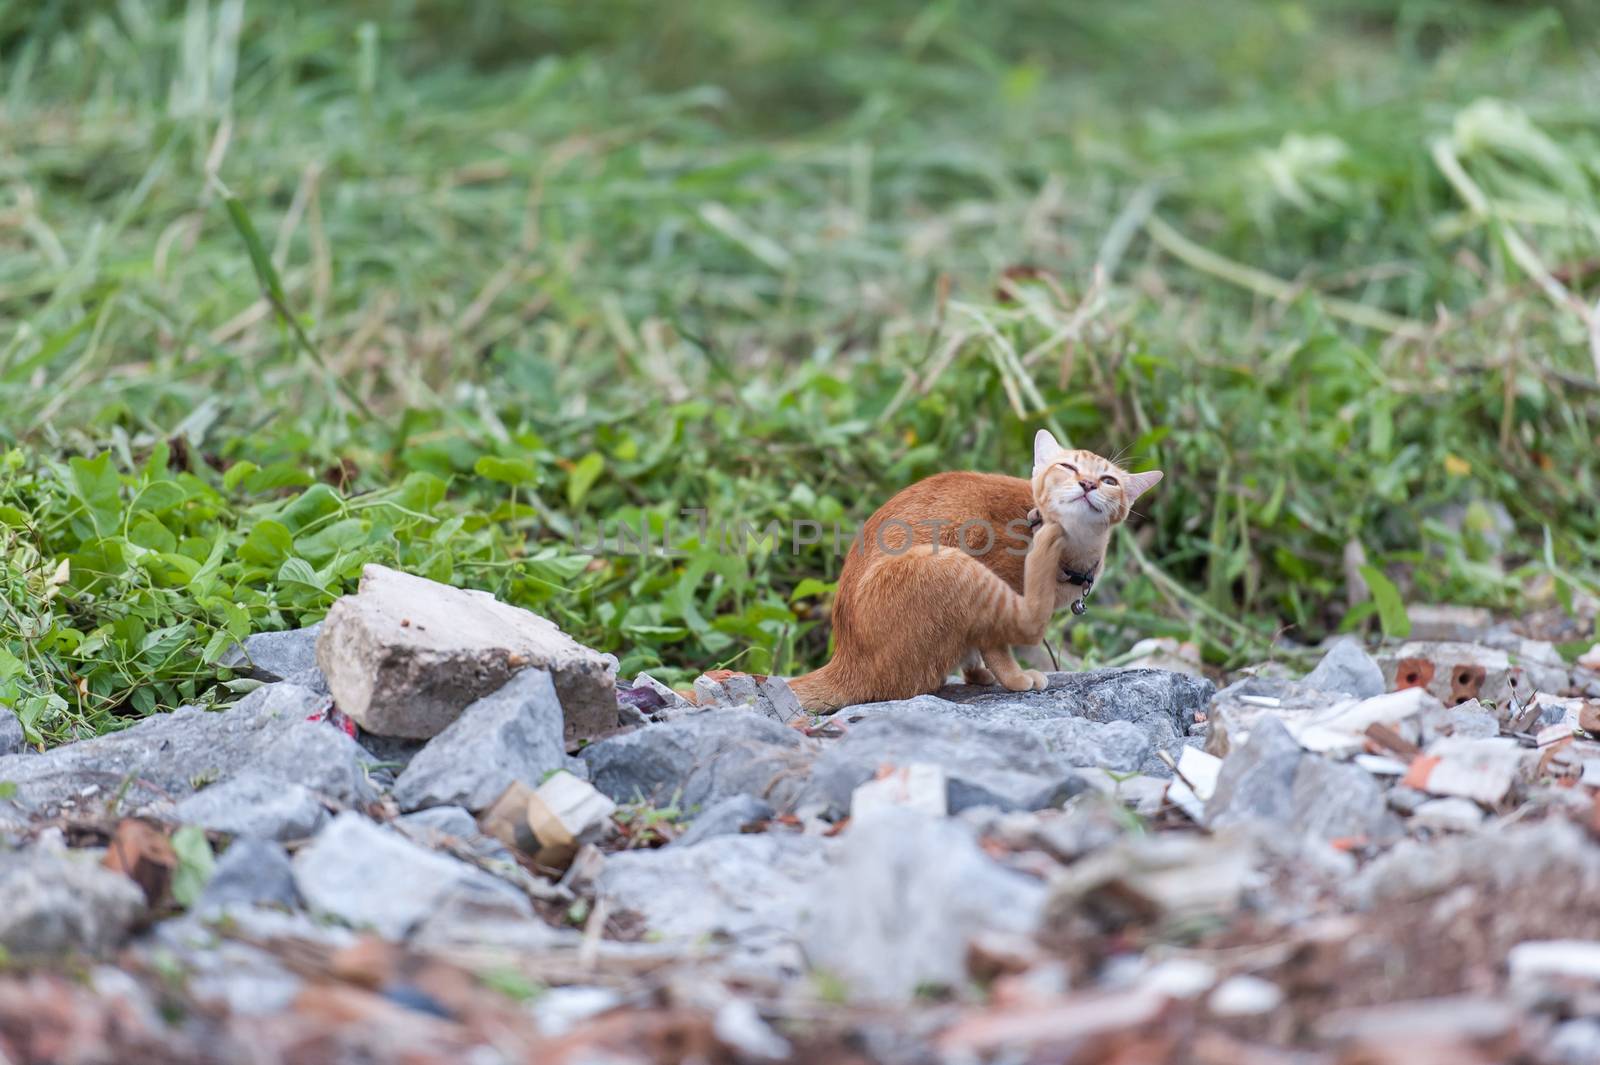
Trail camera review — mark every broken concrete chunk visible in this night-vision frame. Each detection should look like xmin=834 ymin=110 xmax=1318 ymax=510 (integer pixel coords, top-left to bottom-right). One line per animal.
xmin=315 ymin=564 xmax=618 ymax=740
xmin=1378 ymin=640 xmax=1570 ymax=708
xmin=1165 ymin=746 xmax=1221 ymax=823
xmin=1204 ymin=677 xmax=1353 ymax=758
xmin=477 ymin=781 xmax=541 ymax=855
xmin=392 ymin=670 xmax=566 ymax=813
xmin=1402 ymin=736 xmax=1530 ymax=807
xmin=525 ymin=770 xmax=616 ymax=869
xmin=1304 ymin=638 xmax=1386 ymax=698
xmin=850 ymin=764 xmax=949 ymax=820
xmin=692 ymin=671 xmax=805 ymax=724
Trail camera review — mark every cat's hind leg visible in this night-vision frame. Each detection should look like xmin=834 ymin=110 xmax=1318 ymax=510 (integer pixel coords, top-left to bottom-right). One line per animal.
xmin=960 ymin=648 xmax=997 ymax=686
xmin=980 ymin=647 xmax=1048 ymax=692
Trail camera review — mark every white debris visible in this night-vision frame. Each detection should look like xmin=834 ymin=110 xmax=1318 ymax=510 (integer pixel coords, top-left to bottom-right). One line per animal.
xmin=713 ymin=999 xmax=792 ymax=1061
xmin=1410 ymin=797 xmax=1486 ymax=833
xmin=1166 ymin=747 xmax=1221 ymax=823
xmin=1354 ymin=754 xmax=1410 ymax=776
xmin=1139 ymin=957 xmax=1218 ymax=999
xmin=1508 ymin=940 xmax=1600 ymax=983
xmin=1209 ymin=974 xmax=1284 ymax=1017
xmin=1404 ymin=736 xmax=1529 ymax=806
xmin=851 ymin=764 xmax=948 ymax=820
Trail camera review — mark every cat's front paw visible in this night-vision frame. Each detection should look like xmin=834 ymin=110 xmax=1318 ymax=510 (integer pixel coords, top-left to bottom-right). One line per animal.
xmin=1024 ymin=669 xmax=1049 ymax=691
xmin=963 ymin=666 xmax=998 ymax=686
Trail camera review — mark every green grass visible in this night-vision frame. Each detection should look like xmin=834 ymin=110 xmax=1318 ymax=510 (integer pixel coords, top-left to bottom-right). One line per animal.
xmin=3 ymin=0 xmax=1599 ymax=745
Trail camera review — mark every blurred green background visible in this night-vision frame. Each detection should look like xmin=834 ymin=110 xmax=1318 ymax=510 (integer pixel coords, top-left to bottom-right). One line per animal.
xmin=2 ymin=0 xmax=1598 ymax=743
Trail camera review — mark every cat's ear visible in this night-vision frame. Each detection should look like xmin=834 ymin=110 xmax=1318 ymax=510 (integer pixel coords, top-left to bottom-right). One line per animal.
xmin=1032 ymin=429 xmax=1062 ymax=473
xmin=1124 ymin=470 xmax=1164 ymax=503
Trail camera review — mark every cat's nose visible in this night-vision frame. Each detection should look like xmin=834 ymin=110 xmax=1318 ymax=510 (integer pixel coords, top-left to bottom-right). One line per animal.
xmin=1078 ymin=479 xmax=1097 ymax=494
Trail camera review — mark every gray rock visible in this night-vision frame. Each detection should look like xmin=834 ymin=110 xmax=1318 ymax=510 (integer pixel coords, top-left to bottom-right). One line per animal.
xmin=219 ymin=624 xmax=323 ymax=682
xmin=1348 ymin=819 xmax=1600 ymax=909
xmin=802 ymin=810 xmax=1046 ymax=1003
xmin=1304 ymin=639 xmax=1386 ymax=699
xmin=580 ymin=709 xmax=814 ymax=811
xmin=1206 ymin=717 xmax=1394 ymax=841
xmin=292 ymin=812 xmax=532 ymax=939
xmin=936 ymin=668 xmax=1213 ymax=775
xmin=199 ymin=837 xmax=300 ymax=911
xmin=392 ymin=670 xmax=566 ymax=812
xmin=800 ymin=702 xmax=1090 ymax=816
xmin=0 ymin=850 xmax=147 ymax=958
xmin=396 ymin=805 xmax=517 ymax=864
xmin=172 ymin=772 xmax=328 ymax=841
xmin=1386 ymin=785 xmax=1429 ymax=815
xmin=142 ymin=910 xmax=331 ymax=1017
xmin=674 ymin=795 xmax=775 ymax=848
xmin=0 ymin=682 xmax=374 ymax=817
xmin=1549 ymin=1019 xmax=1600 ymax=1065
xmin=1419 ymin=702 xmax=1500 ymax=742
xmin=315 ymin=564 xmax=618 ymax=740
xmin=598 ymin=833 xmax=831 ymax=979
xmin=1205 ymin=716 xmax=1304 ymax=828
xmin=0 ymin=708 xmax=24 ymax=756
xmin=410 ymin=886 xmax=577 ymax=952
xmin=1289 ymin=757 xmax=1395 ymax=842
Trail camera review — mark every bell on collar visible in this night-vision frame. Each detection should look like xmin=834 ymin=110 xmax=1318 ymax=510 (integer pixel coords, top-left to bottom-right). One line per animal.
xmin=1071 ymin=597 xmax=1089 ymax=616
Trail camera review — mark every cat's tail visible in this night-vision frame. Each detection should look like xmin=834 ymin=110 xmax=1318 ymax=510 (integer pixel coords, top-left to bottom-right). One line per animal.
xmin=787 ymin=659 xmax=855 ymax=714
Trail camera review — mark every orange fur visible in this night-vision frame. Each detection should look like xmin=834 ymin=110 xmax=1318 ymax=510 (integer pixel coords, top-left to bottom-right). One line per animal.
xmin=789 ymin=431 xmax=1161 ymax=712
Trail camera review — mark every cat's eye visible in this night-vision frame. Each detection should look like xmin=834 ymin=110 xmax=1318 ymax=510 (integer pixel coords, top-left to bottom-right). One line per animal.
xmin=1057 ymin=462 xmax=1078 ymax=473
xmin=1101 ymin=475 xmax=1119 ymax=486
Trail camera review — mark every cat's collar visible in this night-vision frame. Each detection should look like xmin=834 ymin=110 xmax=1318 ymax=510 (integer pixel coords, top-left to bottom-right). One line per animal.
xmin=1026 ymin=508 xmax=1097 ymax=588
xmin=1061 ymin=564 xmax=1096 ymax=588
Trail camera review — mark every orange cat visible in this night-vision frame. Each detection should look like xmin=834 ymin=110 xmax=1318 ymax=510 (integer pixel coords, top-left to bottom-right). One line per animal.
xmin=789 ymin=430 xmax=1161 ymax=712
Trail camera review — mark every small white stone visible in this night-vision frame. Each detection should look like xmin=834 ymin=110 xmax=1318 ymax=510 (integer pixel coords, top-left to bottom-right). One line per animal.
xmin=1508 ymin=940 xmax=1600 ymax=983
xmin=1140 ymin=957 xmax=1217 ymax=999
xmin=1410 ymin=797 xmax=1486 ymax=833
xmin=1209 ymin=974 xmax=1284 ymax=1017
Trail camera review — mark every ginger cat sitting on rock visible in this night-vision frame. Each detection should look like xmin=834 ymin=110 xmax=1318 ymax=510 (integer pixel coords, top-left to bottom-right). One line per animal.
xmin=788 ymin=430 xmax=1161 ymax=712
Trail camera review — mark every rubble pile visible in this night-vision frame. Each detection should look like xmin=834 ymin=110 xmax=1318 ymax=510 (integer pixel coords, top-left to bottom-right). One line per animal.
xmin=4 ymin=573 xmax=1600 ymax=1063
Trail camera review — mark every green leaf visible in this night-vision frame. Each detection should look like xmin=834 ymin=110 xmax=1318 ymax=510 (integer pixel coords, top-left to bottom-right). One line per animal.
xmin=1358 ymin=564 xmax=1411 ymax=639
xmin=567 ymin=452 xmax=605 ymax=509
xmin=277 ymin=557 xmax=324 ymax=590
xmin=133 ymin=481 xmax=186 ymax=514
xmin=474 ymin=455 xmax=539 ymax=487
xmin=69 ymin=452 xmax=121 ymax=534
xmin=280 ymin=483 xmax=343 ymax=532
xmin=222 ymin=460 xmax=259 ymax=492
xmin=790 ymin=578 xmax=834 ymax=602
xmin=170 ymin=825 xmax=215 ymax=908
xmin=238 ymin=520 xmax=293 ymax=566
